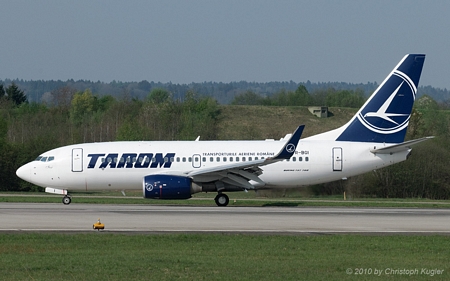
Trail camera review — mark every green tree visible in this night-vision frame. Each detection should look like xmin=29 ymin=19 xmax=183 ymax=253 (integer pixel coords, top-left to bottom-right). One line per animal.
xmin=310 ymin=89 xmax=328 ymax=106
xmin=6 ymin=83 xmax=28 ymax=106
xmin=292 ymin=85 xmax=312 ymax=106
xmin=94 ymin=95 xmax=116 ymax=112
xmin=270 ymin=90 xmax=288 ymax=106
xmin=267 ymin=86 xmax=312 ymax=106
xmin=0 ymin=84 xmax=5 ymax=99
xmin=415 ymin=94 xmax=439 ymax=110
xmin=0 ymin=117 xmax=22 ymax=191
xmin=51 ymin=86 xmax=76 ymax=110
xmin=231 ymin=91 xmax=265 ymax=105
xmin=178 ymin=91 xmax=220 ymax=140
xmin=70 ymin=89 xmax=95 ymax=124
xmin=407 ymin=108 xmax=424 ymax=139
xmin=325 ymin=89 xmax=365 ymax=108
xmin=116 ymin=118 xmax=147 ymax=141
xmin=147 ymin=88 xmax=170 ymax=104
xmin=0 ymin=115 xmax=7 ymax=148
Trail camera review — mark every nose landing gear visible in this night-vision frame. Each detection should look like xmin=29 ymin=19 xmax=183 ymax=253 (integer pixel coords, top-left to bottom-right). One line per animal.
xmin=45 ymin=188 xmax=72 ymax=205
xmin=62 ymin=195 xmax=72 ymax=205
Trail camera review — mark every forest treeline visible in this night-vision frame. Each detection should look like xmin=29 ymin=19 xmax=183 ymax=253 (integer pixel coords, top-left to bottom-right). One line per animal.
xmin=1 ymin=84 xmax=450 ymax=200
xmin=2 ymin=78 xmax=450 ymax=105
xmin=231 ymin=85 xmax=366 ymax=108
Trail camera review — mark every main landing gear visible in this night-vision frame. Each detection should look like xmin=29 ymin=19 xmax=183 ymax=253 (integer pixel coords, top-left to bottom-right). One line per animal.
xmin=62 ymin=195 xmax=72 ymax=205
xmin=214 ymin=193 xmax=229 ymax=207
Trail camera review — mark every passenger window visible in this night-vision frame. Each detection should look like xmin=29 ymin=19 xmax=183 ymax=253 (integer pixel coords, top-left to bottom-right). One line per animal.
xmin=306 ymin=157 xmax=309 ymax=162
xmin=120 ymin=157 xmax=125 ymax=163
xmin=292 ymin=157 xmax=296 ymax=162
xmin=152 ymin=157 xmax=156 ymax=162
xmin=223 ymin=157 xmax=227 ymax=162
xmin=210 ymin=157 xmax=213 ymax=162
xmin=236 ymin=157 xmax=240 ymax=162
xmin=249 ymin=157 xmax=252 ymax=161
xmin=188 ymin=157 xmax=192 ymax=162
xmin=170 ymin=157 xmax=174 ymax=162
xmin=242 ymin=157 xmax=246 ymax=161
xmin=182 ymin=157 xmax=186 ymax=162
xmin=176 ymin=157 xmax=180 ymax=162
xmin=138 ymin=157 xmax=143 ymax=162
xmin=145 ymin=157 xmax=150 ymax=163
xmin=202 ymin=157 xmax=206 ymax=162
xmin=164 ymin=157 xmax=169 ymax=163
xmin=230 ymin=157 xmax=233 ymax=162
xmin=132 ymin=157 xmax=137 ymax=163
xmin=216 ymin=157 xmax=220 ymax=162
xmin=255 ymin=157 xmax=258 ymax=160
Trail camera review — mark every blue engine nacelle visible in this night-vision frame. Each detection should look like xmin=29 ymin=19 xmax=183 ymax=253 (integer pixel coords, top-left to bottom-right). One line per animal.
xmin=143 ymin=175 xmax=193 ymax=199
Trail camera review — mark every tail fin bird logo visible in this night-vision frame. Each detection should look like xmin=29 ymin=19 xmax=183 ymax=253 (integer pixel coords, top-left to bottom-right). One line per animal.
xmin=357 ymin=70 xmax=416 ymax=134
xmin=286 ymin=143 xmax=296 ymax=153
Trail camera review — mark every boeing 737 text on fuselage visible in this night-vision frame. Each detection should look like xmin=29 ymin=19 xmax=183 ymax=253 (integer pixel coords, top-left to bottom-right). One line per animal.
xmin=16 ymin=54 xmax=432 ymax=206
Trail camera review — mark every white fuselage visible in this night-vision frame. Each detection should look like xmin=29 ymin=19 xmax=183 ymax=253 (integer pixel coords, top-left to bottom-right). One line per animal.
xmin=16 ymin=139 xmax=409 ymax=192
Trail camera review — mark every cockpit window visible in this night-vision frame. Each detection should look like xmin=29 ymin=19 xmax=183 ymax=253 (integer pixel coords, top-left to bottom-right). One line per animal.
xmin=35 ymin=156 xmax=55 ymax=162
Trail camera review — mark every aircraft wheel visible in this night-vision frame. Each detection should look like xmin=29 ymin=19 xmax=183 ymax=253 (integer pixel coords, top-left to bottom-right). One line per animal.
xmin=214 ymin=193 xmax=229 ymax=207
xmin=62 ymin=195 xmax=71 ymax=205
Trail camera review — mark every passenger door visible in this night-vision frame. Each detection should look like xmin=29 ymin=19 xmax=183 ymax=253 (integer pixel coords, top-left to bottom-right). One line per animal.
xmin=332 ymin=147 xmax=343 ymax=171
xmin=72 ymin=148 xmax=83 ymax=172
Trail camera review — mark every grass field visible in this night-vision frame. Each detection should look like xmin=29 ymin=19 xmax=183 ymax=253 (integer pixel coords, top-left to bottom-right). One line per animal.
xmin=216 ymin=105 xmax=357 ymax=140
xmin=0 ymin=233 xmax=449 ymax=281
xmin=2 ymin=191 xmax=450 ymax=208
xmin=2 ymin=191 xmax=449 ymax=280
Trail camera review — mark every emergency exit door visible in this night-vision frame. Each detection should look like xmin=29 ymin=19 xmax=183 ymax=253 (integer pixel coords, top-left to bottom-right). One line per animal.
xmin=192 ymin=154 xmax=201 ymax=168
xmin=332 ymin=147 xmax=343 ymax=171
xmin=72 ymin=148 xmax=83 ymax=172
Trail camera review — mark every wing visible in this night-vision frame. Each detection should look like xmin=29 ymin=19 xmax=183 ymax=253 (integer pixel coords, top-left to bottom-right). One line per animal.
xmin=185 ymin=125 xmax=305 ymax=190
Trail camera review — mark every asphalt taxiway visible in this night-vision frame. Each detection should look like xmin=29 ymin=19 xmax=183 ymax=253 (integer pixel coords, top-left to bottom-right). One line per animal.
xmin=1 ymin=203 xmax=449 ymax=234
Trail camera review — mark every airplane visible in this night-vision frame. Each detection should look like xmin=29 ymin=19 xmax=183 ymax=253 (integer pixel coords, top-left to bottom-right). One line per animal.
xmin=16 ymin=54 xmax=432 ymax=206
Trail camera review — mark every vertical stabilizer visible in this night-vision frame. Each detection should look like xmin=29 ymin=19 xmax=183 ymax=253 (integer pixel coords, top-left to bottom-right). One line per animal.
xmin=334 ymin=54 xmax=425 ymax=143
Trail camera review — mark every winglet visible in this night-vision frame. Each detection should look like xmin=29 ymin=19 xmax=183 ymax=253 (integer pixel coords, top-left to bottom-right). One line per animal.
xmin=272 ymin=125 xmax=304 ymax=160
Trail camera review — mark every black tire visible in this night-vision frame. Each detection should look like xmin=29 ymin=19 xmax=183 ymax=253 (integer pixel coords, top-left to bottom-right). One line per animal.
xmin=62 ymin=196 xmax=71 ymax=205
xmin=214 ymin=193 xmax=229 ymax=207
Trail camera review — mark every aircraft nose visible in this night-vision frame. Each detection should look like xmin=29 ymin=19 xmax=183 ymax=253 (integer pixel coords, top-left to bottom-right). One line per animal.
xmin=16 ymin=163 xmax=31 ymax=181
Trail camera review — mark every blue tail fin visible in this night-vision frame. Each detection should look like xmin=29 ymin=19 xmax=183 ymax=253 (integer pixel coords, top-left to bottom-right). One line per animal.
xmin=336 ymin=54 xmax=425 ymax=143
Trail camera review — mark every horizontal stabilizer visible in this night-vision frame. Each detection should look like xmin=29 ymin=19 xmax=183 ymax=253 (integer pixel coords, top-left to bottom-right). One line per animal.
xmin=370 ymin=136 xmax=434 ymax=154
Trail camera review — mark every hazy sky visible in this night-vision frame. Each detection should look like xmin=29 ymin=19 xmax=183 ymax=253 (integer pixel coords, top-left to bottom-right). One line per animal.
xmin=1 ymin=0 xmax=449 ymax=89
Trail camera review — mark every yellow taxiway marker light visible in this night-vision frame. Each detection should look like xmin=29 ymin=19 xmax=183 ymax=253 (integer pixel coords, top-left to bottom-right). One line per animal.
xmin=93 ymin=218 xmax=105 ymax=231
